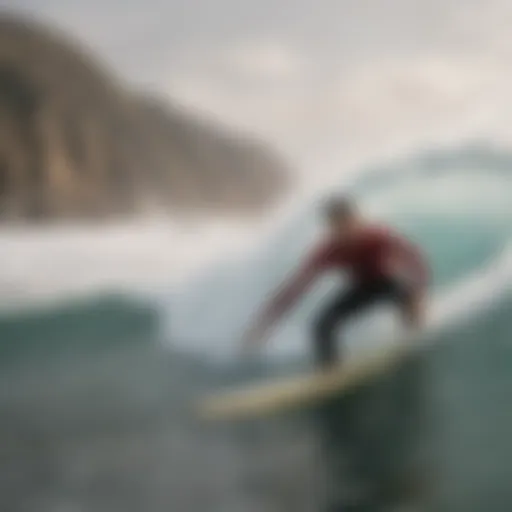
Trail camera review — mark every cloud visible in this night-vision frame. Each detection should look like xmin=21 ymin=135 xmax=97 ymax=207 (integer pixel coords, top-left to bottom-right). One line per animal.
xmin=166 ymin=44 xmax=512 ymax=170
xmin=222 ymin=39 xmax=303 ymax=81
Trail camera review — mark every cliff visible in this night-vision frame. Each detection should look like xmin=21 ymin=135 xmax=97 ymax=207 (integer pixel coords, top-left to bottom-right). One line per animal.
xmin=0 ymin=16 xmax=290 ymax=221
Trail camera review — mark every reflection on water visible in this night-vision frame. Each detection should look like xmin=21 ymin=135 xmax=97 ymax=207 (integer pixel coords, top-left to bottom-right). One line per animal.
xmin=311 ymin=351 xmax=431 ymax=511
xmin=0 ymin=336 xmax=432 ymax=512
xmin=226 ymin=351 xmax=433 ymax=512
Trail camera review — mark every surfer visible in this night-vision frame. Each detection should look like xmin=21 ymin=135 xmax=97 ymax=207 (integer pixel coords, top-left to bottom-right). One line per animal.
xmin=241 ymin=196 xmax=429 ymax=367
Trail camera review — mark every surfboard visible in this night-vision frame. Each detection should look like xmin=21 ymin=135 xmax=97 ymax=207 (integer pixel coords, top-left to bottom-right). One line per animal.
xmin=197 ymin=339 xmax=417 ymax=421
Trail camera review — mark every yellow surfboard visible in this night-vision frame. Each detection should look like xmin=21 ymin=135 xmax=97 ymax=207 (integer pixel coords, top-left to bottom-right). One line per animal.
xmin=197 ymin=340 xmax=415 ymax=422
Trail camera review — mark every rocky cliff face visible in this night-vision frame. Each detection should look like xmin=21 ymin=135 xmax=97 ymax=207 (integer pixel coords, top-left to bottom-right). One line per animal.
xmin=0 ymin=16 xmax=290 ymax=221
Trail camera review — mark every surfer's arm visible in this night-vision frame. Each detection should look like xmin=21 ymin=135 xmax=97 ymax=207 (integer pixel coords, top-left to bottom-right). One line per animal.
xmin=262 ymin=260 xmax=322 ymax=324
xmin=241 ymin=246 xmax=329 ymax=349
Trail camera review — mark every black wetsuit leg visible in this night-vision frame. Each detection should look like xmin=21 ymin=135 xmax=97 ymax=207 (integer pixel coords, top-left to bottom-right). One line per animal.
xmin=312 ymin=277 xmax=410 ymax=367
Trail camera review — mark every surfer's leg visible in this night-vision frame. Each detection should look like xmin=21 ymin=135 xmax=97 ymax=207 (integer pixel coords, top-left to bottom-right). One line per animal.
xmin=312 ymin=283 xmax=384 ymax=368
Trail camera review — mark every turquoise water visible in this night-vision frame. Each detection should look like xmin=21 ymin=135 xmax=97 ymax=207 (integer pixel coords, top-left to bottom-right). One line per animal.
xmin=0 ymin=145 xmax=511 ymax=511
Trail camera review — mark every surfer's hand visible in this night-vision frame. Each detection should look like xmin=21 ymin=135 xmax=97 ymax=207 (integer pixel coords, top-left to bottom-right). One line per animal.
xmin=239 ymin=320 xmax=271 ymax=356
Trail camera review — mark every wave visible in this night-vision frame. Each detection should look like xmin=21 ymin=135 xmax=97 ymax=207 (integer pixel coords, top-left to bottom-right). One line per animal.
xmin=0 ymin=142 xmax=510 ymax=365
xmin=162 ymin=144 xmax=512 ymax=360
xmin=0 ymin=293 xmax=160 ymax=366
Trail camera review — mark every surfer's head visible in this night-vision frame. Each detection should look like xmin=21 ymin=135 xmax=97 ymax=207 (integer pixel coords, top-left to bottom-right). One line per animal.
xmin=322 ymin=195 xmax=361 ymax=240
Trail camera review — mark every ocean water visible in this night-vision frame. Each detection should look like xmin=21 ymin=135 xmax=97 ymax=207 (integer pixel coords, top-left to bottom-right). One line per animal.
xmin=0 ymin=144 xmax=511 ymax=512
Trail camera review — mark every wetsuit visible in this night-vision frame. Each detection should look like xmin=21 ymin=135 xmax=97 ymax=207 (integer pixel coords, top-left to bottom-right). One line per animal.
xmin=263 ymin=225 xmax=429 ymax=366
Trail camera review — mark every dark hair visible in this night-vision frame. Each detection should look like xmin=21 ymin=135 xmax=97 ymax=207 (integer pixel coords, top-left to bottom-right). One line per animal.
xmin=322 ymin=195 xmax=356 ymax=220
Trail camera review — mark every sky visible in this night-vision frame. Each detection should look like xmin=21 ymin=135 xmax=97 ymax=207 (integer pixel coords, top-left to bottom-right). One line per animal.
xmin=2 ymin=0 xmax=512 ymax=176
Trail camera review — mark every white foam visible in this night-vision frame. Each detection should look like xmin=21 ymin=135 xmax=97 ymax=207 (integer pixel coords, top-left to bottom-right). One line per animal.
xmin=0 ymin=218 xmax=258 ymax=310
xmin=0 ymin=189 xmax=313 ymax=312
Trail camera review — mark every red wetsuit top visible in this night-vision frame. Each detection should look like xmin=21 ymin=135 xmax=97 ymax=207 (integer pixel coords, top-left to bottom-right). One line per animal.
xmin=264 ymin=224 xmax=429 ymax=321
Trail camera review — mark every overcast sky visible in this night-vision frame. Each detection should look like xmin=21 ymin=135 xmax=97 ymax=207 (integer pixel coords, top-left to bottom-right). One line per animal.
xmin=2 ymin=0 xmax=512 ymax=172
